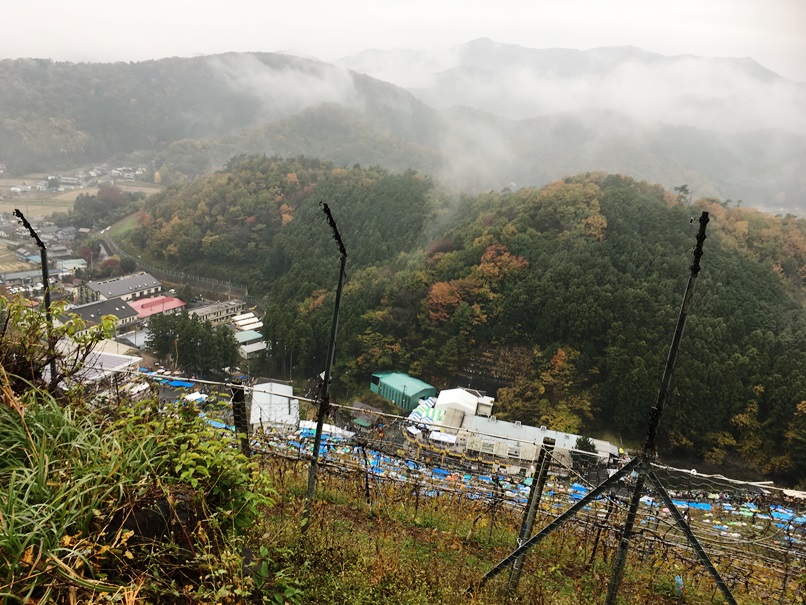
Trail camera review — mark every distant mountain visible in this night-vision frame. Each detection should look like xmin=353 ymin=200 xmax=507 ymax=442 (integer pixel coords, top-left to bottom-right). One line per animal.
xmin=1 ymin=43 xmax=804 ymax=214
xmin=338 ymin=38 xmax=799 ymax=127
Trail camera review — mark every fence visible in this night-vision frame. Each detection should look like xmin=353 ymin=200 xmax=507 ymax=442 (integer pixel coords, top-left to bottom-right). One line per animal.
xmin=246 ymin=405 xmax=804 ymax=604
xmin=107 ymin=368 xmax=805 ymax=604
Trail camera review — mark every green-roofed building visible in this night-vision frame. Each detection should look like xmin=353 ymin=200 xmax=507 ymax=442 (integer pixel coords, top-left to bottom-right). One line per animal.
xmin=370 ymin=371 xmax=436 ymax=411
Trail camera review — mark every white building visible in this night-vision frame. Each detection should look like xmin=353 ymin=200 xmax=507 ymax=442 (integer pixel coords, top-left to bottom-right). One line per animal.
xmin=420 ymin=387 xmax=618 ymax=465
xmin=83 ymin=272 xmax=162 ymax=302
xmin=189 ymin=300 xmax=246 ymax=326
xmin=250 ymin=381 xmax=299 ymax=431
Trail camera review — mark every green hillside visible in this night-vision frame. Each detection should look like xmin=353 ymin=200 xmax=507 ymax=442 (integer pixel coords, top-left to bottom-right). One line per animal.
xmin=124 ymin=156 xmax=806 ymax=484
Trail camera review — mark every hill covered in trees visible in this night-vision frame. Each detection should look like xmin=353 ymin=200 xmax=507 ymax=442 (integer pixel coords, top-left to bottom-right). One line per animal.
xmin=124 ymin=156 xmax=806 ymax=485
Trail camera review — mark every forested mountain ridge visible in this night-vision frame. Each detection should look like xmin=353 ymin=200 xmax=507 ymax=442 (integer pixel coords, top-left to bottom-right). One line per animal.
xmin=1 ymin=50 xmax=803 ymax=213
xmin=0 ymin=54 xmax=442 ymax=179
xmin=125 ymin=156 xmax=806 ymax=485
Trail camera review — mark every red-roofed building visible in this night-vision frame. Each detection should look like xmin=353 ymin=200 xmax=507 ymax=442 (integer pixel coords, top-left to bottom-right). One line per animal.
xmin=128 ymin=295 xmax=186 ymax=319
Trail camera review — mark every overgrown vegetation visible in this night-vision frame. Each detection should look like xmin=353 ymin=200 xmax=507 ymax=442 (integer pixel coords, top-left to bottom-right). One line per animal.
xmin=0 ymin=296 xmax=272 ymax=602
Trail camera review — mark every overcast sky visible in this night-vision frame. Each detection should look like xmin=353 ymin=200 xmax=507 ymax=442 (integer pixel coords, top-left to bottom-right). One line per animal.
xmin=2 ymin=0 xmax=805 ymax=81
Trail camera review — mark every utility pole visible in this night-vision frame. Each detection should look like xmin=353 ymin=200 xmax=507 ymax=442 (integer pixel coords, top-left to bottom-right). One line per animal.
xmin=302 ymin=203 xmax=347 ymax=529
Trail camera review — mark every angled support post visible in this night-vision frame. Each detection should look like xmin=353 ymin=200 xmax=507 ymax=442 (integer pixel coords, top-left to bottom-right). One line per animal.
xmin=646 ymin=469 xmax=738 ymax=605
xmin=470 ymin=213 xmax=735 ymax=604
xmin=468 ymin=456 xmax=641 ymax=594
xmin=509 ymin=438 xmax=555 ymax=593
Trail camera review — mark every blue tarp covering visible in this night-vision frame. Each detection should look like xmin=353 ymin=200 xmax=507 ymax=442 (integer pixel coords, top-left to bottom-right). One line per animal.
xmin=671 ymin=500 xmax=712 ymax=511
xmin=206 ymin=419 xmax=231 ymax=430
xmin=168 ymin=380 xmax=195 ymax=388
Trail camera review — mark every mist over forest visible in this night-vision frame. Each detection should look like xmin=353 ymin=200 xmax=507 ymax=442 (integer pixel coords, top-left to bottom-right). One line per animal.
xmin=1 ymin=39 xmax=803 ymax=215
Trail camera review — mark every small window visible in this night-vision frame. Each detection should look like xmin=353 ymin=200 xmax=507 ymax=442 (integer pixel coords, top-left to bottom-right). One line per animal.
xmin=371 ymin=375 xmax=380 ymax=386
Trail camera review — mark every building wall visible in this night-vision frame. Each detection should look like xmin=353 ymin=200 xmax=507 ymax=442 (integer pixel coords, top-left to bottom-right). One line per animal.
xmin=372 ymin=377 xmax=435 ymax=411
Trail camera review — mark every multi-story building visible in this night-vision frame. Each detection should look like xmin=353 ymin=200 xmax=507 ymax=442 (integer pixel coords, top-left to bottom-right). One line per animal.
xmin=188 ymin=300 xmax=246 ymax=326
xmin=81 ymin=272 xmax=162 ymax=303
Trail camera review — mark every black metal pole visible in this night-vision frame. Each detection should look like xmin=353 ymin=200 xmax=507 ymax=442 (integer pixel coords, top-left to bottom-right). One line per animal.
xmin=14 ymin=209 xmax=56 ymax=384
xmin=303 ymin=203 xmax=347 ymax=528
xmin=603 ymin=211 xmax=709 ymax=605
xmin=231 ymin=380 xmax=250 ymax=457
xmin=641 ymin=212 xmax=709 ymax=459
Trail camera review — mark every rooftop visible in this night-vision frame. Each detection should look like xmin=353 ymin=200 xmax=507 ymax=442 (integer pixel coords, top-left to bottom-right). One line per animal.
xmin=128 ymin=295 xmax=186 ymax=318
xmin=234 ymin=329 xmax=263 ymax=344
xmin=69 ymin=299 xmax=137 ymax=326
xmin=86 ymin=272 xmax=161 ymax=299
xmin=373 ymin=371 xmax=434 ymax=393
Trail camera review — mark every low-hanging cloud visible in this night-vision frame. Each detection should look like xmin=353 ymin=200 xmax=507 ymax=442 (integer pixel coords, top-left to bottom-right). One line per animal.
xmin=341 ymin=43 xmax=806 ymax=134
xmin=207 ymin=53 xmax=364 ymax=121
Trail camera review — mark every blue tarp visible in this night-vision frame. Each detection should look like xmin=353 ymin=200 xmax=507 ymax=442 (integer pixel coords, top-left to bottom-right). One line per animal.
xmin=206 ymin=419 xmax=231 ymax=430
xmin=168 ymin=380 xmax=195 ymax=388
xmin=671 ymin=500 xmax=712 ymax=511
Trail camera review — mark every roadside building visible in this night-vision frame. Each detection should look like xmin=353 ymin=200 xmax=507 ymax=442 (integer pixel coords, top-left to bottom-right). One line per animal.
xmin=234 ymin=329 xmax=267 ymax=359
xmin=233 ymin=311 xmax=263 ymax=331
xmin=408 ymin=386 xmax=619 ymax=467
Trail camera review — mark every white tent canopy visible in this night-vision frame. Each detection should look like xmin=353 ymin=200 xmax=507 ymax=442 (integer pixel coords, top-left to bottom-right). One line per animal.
xmin=429 ymin=431 xmax=457 ymax=444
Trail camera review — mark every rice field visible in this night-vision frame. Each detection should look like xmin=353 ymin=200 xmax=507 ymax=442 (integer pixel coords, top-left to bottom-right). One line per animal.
xmin=0 ymin=249 xmax=31 ymax=274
